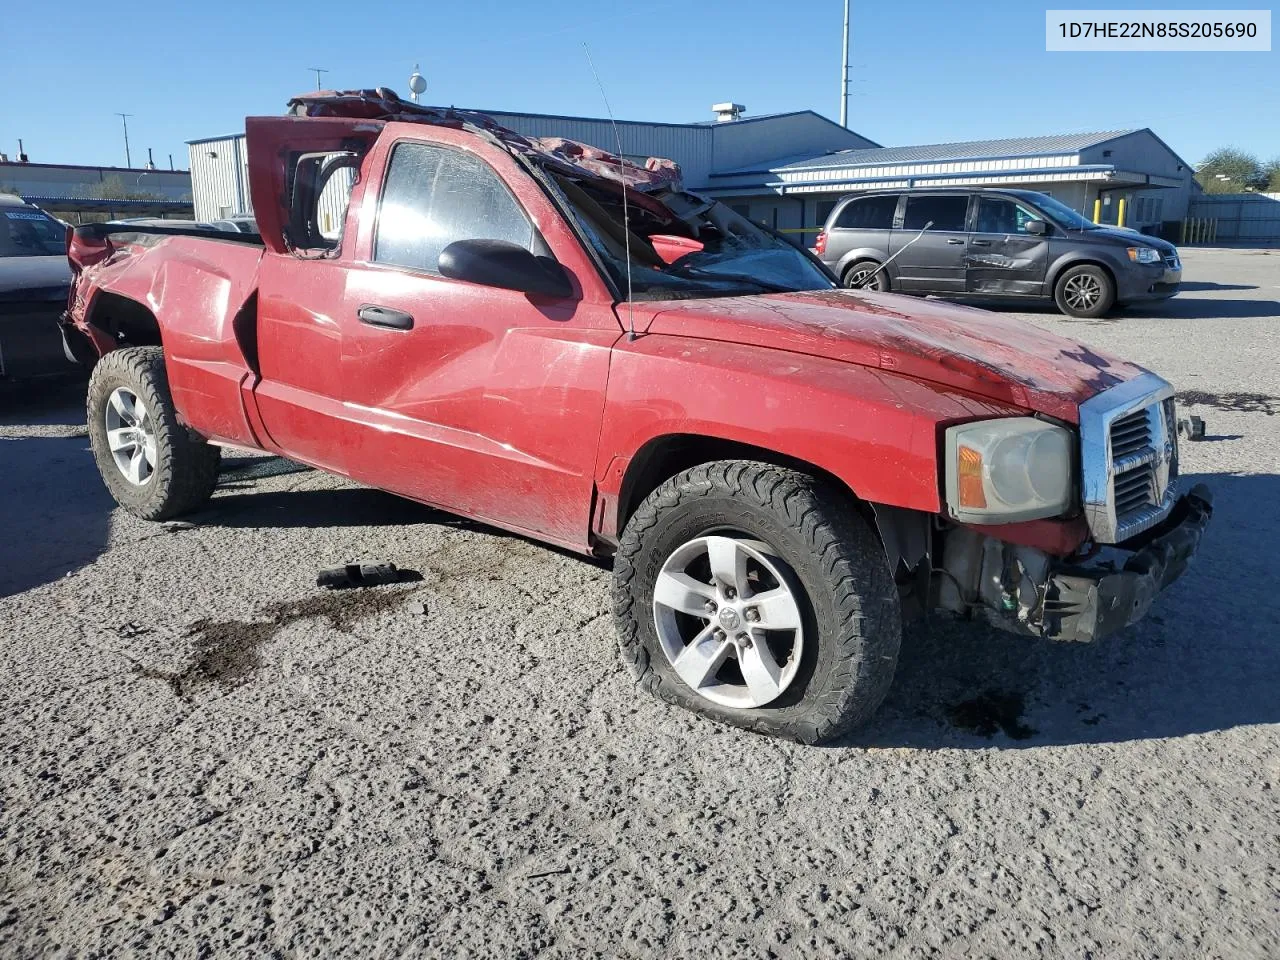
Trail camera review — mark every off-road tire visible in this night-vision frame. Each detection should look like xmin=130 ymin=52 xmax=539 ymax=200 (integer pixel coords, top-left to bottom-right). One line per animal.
xmin=87 ymin=346 xmax=221 ymax=520
xmin=843 ymin=259 xmax=890 ymax=292
xmin=1053 ymin=263 xmax=1115 ymax=319
xmin=613 ymin=460 xmax=901 ymax=744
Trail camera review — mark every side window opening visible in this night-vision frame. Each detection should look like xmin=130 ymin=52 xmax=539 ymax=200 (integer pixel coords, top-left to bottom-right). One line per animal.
xmin=835 ymin=194 xmax=898 ymax=230
xmin=374 ymin=142 xmax=535 ymax=274
xmin=976 ymin=198 xmax=1043 ymax=235
xmin=902 ymin=195 xmax=969 ymax=232
xmin=285 ymin=150 xmax=362 ymax=254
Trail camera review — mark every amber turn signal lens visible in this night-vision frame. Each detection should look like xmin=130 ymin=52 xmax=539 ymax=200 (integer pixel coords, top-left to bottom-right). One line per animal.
xmin=957 ymin=445 xmax=987 ymax=509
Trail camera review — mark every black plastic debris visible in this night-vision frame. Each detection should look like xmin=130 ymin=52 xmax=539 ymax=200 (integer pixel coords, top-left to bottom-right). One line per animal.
xmin=1178 ymin=415 xmax=1206 ymax=441
xmin=316 ymin=563 xmax=422 ymax=590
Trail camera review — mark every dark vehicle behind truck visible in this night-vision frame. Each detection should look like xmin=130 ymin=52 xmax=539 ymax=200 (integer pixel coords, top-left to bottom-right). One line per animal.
xmin=814 ymin=187 xmax=1182 ymax=318
xmin=0 ymin=196 xmax=77 ymax=379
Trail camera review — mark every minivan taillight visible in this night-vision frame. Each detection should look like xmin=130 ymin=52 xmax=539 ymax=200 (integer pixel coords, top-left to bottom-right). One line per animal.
xmin=814 ymin=230 xmax=827 ymax=256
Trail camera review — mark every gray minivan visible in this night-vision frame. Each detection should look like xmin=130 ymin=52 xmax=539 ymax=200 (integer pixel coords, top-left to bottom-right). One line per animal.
xmin=814 ymin=188 xmax=1181 ymax=318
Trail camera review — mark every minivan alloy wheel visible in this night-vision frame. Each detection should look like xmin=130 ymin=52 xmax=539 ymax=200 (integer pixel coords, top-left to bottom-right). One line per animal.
xmin=1062 ymin=273 xmax=1103 ymax=312
xmin=652 ymin=533 xmax=804 ymax=709
xmin=105 ymin=386 xmax=157 ymax=485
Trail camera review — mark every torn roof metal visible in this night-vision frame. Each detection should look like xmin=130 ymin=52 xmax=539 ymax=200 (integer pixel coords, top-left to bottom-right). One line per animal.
xmin=286 ymin=88 xmax=683 ymax=193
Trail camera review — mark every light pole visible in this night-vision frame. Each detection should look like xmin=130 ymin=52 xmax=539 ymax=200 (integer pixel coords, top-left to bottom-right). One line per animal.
xmin=839 ymin=0 xmax=851 ymax=127
xmin=115 ymin=113 xmax=133 ymax=168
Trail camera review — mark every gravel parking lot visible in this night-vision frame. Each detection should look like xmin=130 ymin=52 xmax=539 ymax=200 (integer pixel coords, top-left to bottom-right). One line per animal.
xmin=2 ymin=247 xmax=1277 ymax=958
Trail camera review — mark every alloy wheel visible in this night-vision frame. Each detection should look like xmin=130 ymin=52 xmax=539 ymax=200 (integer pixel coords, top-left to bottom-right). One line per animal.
xmin=652 ymin=534 xmax=804 ymax=709
xmin=1063 ymin=273 xmax=1102 ymax=311
xmin=104 ymin=387 xmax=157 ymax=485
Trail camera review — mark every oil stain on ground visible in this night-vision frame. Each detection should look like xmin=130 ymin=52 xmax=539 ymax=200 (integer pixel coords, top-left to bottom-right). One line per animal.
xmin=947 ymin=690 xmax=1037 ymax=740
xmin=1176 ymin=390 xmax=1278 ymax=416
xmin=136 ymin=584 xmax=417 ymax=700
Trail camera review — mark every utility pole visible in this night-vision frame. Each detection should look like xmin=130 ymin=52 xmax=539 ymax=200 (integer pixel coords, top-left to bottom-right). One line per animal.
xmin=308 ymin=67 xmax=329 ymax=90
xmin=115 ymin=113 xmax=133 ymax=168
xmin=839 ymin=0 xmax=851 ymax=127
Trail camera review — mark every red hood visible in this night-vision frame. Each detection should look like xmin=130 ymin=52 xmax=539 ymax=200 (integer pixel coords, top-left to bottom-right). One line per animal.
xmin=640 ymin=289 xmax=1145 ymax=423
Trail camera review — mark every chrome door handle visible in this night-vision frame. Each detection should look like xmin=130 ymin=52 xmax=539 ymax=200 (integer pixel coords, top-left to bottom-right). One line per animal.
xmin=970 ymin=239 xmax=992 ymax=246
xmin=946 ymin=238 xmax=964 ymax=244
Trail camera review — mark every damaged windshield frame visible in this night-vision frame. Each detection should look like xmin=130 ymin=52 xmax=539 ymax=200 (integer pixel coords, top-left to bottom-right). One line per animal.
xmin=531 ymin=162 xmax=837 ymax=302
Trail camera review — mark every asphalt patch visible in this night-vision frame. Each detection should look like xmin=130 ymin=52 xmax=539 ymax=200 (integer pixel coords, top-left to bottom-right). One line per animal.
xmin=1176 ymin=390 xmax=1278 ymax=416
xmin=135 ymin=585 xmax=418 ymax=700
xmin=947 ymin=690 xmax=1037 ymax=740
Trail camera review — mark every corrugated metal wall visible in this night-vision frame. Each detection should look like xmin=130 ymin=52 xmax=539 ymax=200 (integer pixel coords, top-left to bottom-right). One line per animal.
xmin=1188 ymin=193 xmax=1280 ymax=241
xmin=188 ymin=136 xmax=248 ymax=220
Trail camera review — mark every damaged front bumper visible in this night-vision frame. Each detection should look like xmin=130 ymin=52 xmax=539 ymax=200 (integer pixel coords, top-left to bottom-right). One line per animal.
xmin=934 ymin=484 xmax=1213 ymax=643
xmin=1041 ymin=485 xmax=1213 ymax=642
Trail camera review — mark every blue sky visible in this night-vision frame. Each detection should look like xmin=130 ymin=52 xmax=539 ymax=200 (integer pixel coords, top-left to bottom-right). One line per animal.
xmin=2 ymin=0 xmax=1275 ymax=171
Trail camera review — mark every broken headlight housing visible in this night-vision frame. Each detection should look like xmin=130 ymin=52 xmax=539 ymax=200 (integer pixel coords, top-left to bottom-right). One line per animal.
xmin=944 ymin=418 xmax=1074 ymax=524
xmin=1126 ymin=246 xmax=1162 ymax=264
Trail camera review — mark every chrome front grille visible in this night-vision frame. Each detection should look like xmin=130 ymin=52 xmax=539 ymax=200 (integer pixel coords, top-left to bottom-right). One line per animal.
xmin=1109 ymin=408 xmax=1152 ymax=460
xmin=1079 ymin=373 xmax=1179 ymax=544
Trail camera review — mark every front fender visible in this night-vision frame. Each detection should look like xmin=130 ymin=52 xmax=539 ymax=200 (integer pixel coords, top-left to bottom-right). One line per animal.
xmin=594 ymin=336 xmax=1023 ymax=535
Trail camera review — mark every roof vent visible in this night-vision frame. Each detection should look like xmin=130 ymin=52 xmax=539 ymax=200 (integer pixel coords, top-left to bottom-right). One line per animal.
xmin=712 ymin=102 xmax=745 ymax=123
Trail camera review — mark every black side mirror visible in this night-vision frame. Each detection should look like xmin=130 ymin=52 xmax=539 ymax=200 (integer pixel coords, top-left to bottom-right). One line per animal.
xmin=438 ymin=239 xmax=574 ymax=298
xmin=1025 ymin=219 xmax=1048 ymax=236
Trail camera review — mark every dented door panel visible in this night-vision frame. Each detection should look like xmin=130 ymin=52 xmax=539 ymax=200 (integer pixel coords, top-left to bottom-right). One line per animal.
xmin=965 ymin=196 xmax=1050 ymax=296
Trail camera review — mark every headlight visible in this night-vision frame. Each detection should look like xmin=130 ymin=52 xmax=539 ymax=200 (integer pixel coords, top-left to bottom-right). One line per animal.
xmin=944 ymin=418 xmax=1074 ymax=523
xmin=1126 ymin=246 xmax=1162 ymax=264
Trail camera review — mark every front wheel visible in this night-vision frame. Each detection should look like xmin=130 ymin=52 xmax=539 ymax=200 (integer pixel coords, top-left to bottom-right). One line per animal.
xmin=613 ymin=461 xmax=901 ymax=744
xmin=87 ymin=346 xmax=221 ymax=520
xmin=1054 ymin=264 xmax=1115 ymax=318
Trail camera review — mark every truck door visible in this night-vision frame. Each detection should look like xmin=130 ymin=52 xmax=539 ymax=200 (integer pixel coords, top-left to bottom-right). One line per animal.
xmin=889 ymin=194 xmax=972 ymax=294
xmin=243 ymin=116 xmax=381 ymax=472
xmin=334 ymin=130 xmax=620 ymax=549
xmin=966 ymin=195 xmax=1050 ymax=296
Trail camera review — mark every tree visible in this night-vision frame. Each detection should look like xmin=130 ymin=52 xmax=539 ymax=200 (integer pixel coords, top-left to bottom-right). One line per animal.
xmin=1195 ymin=147 xmax=1269 ymax=193
xmin=1264 ymin=158 xmax=1280 ymax=194
xmin=93 ymin=175 xmax=165 ymax=201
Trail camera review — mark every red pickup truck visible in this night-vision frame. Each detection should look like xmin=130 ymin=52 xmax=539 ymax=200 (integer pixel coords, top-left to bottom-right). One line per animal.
xmin=64 ymin=90 xmax=1212 ymax=743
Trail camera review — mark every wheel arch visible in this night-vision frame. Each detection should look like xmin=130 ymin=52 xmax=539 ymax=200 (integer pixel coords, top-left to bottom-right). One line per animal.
xmin=835 ymin=248 xmax=890 ymax=281
xmin=614 ymin=433 xmax=878 ymax=543
xmin=1047 ymin=256 xmax=1118 ymax=294
xmin=84 ymin=291 xmax=163 ymax=350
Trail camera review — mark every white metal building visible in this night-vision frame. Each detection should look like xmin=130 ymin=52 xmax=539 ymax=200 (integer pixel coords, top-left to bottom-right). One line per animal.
xmin=189 ymin=106 xmax=1194 ymax=243
xmin=0 ymin=161 xmax=193 ymax=220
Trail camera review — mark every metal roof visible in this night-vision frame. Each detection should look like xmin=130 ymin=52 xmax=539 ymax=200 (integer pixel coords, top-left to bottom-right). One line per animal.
xmin=729 ymin=130 xmax=1136 ymax=174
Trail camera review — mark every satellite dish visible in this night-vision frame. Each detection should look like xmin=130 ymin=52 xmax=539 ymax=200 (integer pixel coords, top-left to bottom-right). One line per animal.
xmin=408 ymin=65 xmax=427 ymax=101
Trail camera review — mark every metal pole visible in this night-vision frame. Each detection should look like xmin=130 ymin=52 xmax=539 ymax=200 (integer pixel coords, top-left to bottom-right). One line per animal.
xmin=115 ymin=113 xmax=132 ymax=168
xmin=309 ymin=68 xmax=329 ymax=90
xmin=839 ymin=0 xmax=850 ymax=127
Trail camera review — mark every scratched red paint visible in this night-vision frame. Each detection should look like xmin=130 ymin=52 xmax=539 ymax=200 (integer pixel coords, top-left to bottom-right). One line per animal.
xmin=64 ymin=91 xmax=1156 ymax=558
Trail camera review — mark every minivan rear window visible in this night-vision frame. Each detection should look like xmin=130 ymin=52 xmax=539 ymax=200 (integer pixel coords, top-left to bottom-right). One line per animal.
xmin=834 ymin=195 xmax=898 ymax=230
xmin=903 ymin=195 xmax=969 ymax=232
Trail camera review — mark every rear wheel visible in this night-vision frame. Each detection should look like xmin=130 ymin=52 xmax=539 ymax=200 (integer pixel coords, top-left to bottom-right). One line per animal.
xmin=87 ymin=346 xmax=221 ymax=520
xmin=843 ymin=259 xmax=890 ymax=292
xmin=613 ymin=461 xmax=901 ymax=743
xmin=1054 ymin=264 xmax=1115 ymax=318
